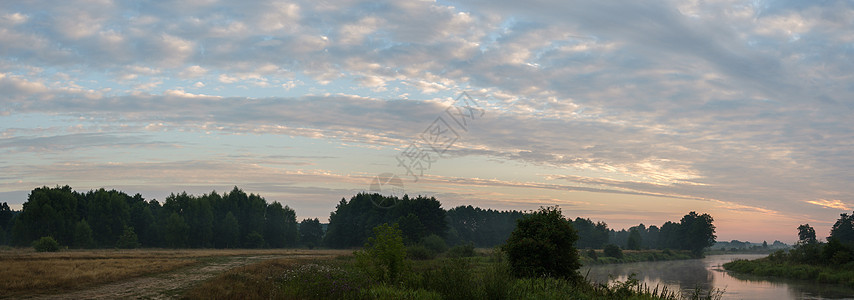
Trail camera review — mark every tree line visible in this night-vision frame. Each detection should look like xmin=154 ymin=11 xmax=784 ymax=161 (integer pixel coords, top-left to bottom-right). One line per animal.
xmin=1 ymin=187 xmax=715 ymax=254
xmin=2 ymin=185 xmax=323 ymax=249
xmin=785 ymin=212 xmax=854 ymax=265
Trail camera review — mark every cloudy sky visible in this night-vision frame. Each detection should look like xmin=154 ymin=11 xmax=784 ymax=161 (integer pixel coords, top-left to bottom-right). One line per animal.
xmin=1 ymin=0 xmax=852 ymax=243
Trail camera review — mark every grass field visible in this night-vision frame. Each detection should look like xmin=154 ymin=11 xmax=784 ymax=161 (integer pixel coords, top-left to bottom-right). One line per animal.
xmin=0 ymin=248 xmax=349 ymax=298
xmin=184 ymin=250 xmax=719 ymax=300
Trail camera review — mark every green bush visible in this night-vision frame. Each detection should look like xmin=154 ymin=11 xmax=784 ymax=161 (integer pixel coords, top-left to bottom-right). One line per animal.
xmin=33 ymin=236 xmax=60 ymax=252
xmin=246 ymin=231 xmax=265 ymax=248
xmin=419 ymin=258 xmax=477 ymax=300
xmin=481 ymin=250 xmax=513 ymax=300
xmin=502 ymin=206 xmax=581 ymax=281
xmin=408 ymin=245 xmax=436 ymax=260
xmin=355 ymin=223 xmax=410 ymax=284
xmin=447 ymin=242 xmax=476 ymax=258
xmin=421 ymin=234 xmax=448 ymax=254
xmin=603 ymin=244 xmax=623 ymax=259
xmin=115 ymin=226 xmax=140 ymax=249
xmin=586 ymin=249 xmax=598 ymax=260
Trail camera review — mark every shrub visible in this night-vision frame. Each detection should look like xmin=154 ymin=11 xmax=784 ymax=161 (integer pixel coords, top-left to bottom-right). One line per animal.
xmin=73 ymin=220 xmax=95 ymax=248
xmin=502 ymin=206 xmax=582 ymax=281
xmin=246 ymin=231 xmax=266 ymax=248
xmin=419 ymin=258 xmax=477 ymax=300
xmin=603 ymin=244 xmax=623 ymax=259
xmin=447 ymin=242 xmax=476 ymax=258
xmin=586 ymin=249 xmax=598 ymax=260
xmin=407 ymin=245 xmax=436 ymax=260
xmin=33 ymin=236 xmax=60 ymax=252
xmin=421 ymin=234 xmax=448 ymax=254
xmin=481 ymin=249 xmax=513 ymax=300
xmin=355 ymin=223 xmax=410 ymax=283
xmin=115 ymin=226 xmax=140 ymax=249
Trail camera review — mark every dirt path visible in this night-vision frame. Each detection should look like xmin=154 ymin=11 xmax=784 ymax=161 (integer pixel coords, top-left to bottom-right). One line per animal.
xmin=25 ymin=254 xmax=326 ymax=300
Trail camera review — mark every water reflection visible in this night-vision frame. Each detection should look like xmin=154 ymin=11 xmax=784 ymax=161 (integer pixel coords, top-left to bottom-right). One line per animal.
xmin=582 ymin=254 xmax=854 ymax=300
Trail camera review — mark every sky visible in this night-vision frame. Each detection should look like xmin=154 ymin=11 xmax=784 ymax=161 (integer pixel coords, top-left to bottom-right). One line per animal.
xmin=1 ymin=0 xmax=852 ymax=244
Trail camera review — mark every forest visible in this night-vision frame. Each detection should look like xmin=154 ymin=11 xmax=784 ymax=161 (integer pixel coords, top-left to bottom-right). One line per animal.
xmin=0 ymin=186 xmax=715 ymax=256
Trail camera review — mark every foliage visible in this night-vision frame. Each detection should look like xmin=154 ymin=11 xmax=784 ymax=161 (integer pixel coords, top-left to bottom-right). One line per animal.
xmin=0 ymin=202 xmax=13 ymax=245
xmin=10 ymin=186 xmax=299 ymax=249
xmin=184 ymin=250 xmax=710 ymax=300
xmin=725 ymin=213 xmax=854 ymax=287
xmin=503 ymin=206 xmax=582 ymax=281
xmin=33 ymin=236 xmax=60 ymax=252
xmin=73 ymin=220 xmax=95 ymax=248
xmin=798 ymin=224 xmax=818 ymax=245
xmin=447 ymin=242 xmax=476 ymax=258
xmin=586 ymin=249 xmax=598 ymax=260
xmin=445 ymin=205 xmax=524 ymax=247
xmin=264 ymin=202 xmax=298 ymax=248
xmin=325 ymin=193 xmax=447 ymax=248
xmin=245 ymin=231 xmax=266 ymax=248
xmin=420 ymin=234 xmax=447 ymax=254
xmin=300 ymin=218 xmax=324 ymax=249
xmin=115 ymin=226 xmax=140 ymax=249
xmin=604 ymin=244 xmax=623 ymax=258
xmin=407 ymin=244 xmax=437 ymax=260
xmin=355 ymin=223 xmax=411 ymax=284
xmin=572 ymin=217 xmax=610 ymax=249
xmin=627 ymin=229 xmax=642 ymax=250
xmin=830 ymin=212 xmax=854 ymax=245
xmin=581 ymin=249 xmax=693 ymax=265
xmin=678 ymin=212 xmax=716 ymax=257
xmin=416 ymin=258 xmax=479 ymax=300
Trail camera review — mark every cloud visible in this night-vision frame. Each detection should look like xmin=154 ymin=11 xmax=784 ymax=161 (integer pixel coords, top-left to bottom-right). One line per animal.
xmin=805 ymin=199 xmax=851 ymax=211
xmin=2 ymin=0 xmax=854 ymax=240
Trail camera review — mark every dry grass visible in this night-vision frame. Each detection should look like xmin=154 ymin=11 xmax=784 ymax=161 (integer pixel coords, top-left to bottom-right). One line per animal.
xmin=0 ymin=248 xmax=351 ymax=298
xmin=182 ymin=258 xmax=301 ymax=300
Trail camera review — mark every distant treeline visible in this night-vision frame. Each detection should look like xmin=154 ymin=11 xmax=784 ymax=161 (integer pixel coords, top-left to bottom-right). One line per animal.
xmin=323 ymin=193 xmax=714 ymax=255
xmin=0 ymin=186 xmax=715 ymax=253
xmin=0 ymin=186 xmax=318 ymax=249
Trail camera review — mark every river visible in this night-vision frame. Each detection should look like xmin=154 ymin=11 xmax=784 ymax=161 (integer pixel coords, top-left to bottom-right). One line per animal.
xmin=583 ymin=254 xmax=854 ymax=299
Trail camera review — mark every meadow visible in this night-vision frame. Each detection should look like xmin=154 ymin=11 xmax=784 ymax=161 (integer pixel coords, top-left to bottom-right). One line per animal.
xmin=0 ymin=247 xmax=348 ymax=298
xmin=184 ymin=249 xmax=720 ymax=300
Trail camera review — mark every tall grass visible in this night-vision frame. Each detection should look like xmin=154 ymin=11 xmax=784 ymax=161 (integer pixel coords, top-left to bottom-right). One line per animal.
xmin=185 ymin=249 xmax=723 ymax=300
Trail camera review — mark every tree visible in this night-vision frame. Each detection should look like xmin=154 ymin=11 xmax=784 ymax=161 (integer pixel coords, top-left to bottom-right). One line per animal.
xmin=218 ymin=212 xmax=240 ymax=248
xmin=299 ymin=218 xmax=324 ymax=249
xmin=325 ymin=193 xmax=448 ymax=248
xmin=829 ymin=213 xmax=854 ymax=245
xmin=163 ymin=212 xmax=189 ymax=248
xmin=354 ymin=223 xmax=409 ymax=283
xmin=627 ymin=229 xmax=642 ymax=250
xmin=115 ymin=226 xmax=140 ymax=249
xmin=797 ymin=224 xmax=818 ymax=245
xmin=33 ymin=236 xmax=60 ymax=252
xmin=502 ymin=207 xmax=581 ymax=281
xmin=73 ymin=220 xmax=95 ymax=248
xmin=603 ymin=244 xmax=623 ymax=258
xmin=679 ymin=211 xmax=716 ymax=257
xmin=264 ymin=202 xmax=298 ymax=248
xmin=396 ymin=213 xmax=427 ymax=244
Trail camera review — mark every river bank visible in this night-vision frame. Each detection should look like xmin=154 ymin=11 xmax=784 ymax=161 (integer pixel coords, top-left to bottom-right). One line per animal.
xmin=723 ymin=256 xmax=854 ymax=287
xmin=581 ymin=249 xmax=695 ymax=265
xmin=585 ymin=254 xmax=854 ymax=300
